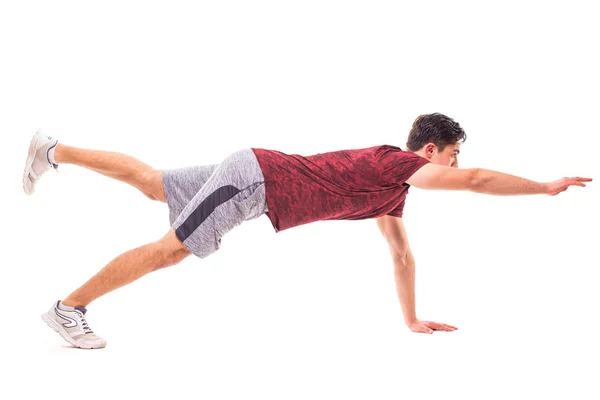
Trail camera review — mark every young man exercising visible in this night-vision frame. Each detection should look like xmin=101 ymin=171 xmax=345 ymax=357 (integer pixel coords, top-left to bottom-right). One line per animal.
xmin=23 ymin=113 xmax=592 ymax=349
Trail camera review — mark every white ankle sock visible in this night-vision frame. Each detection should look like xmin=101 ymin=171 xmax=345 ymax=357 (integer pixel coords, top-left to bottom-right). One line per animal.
xmin=58 ymin=301 xmax=75 ymax=311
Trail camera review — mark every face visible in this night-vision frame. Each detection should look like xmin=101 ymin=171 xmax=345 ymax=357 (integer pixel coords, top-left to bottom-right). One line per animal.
xmin=425 ymin=142 xmax=461 ymax=168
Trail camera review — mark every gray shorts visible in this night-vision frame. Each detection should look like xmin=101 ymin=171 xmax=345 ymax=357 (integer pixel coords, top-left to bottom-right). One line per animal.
xmin=161 ymin=148 xmax=268 ymax=258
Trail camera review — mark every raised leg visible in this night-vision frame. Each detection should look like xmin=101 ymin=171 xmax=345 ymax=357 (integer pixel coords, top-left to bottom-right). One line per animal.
xmin=62 ymin=229 xmax=191 ymax=307
xmin=54 ymin=144 xmax=167 ymax=202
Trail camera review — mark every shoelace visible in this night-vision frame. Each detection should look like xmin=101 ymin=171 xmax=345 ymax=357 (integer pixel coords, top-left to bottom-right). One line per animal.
xmin=75 ymin=311 xmax=93 ymax=334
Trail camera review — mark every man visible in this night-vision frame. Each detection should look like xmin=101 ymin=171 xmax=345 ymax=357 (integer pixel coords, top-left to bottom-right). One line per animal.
xmin=23 ymin=113 xmax=592 ymax=349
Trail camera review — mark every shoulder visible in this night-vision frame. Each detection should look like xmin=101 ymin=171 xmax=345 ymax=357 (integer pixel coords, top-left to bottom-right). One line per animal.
xmin=406 ymin=164 xmax=478 ymax=190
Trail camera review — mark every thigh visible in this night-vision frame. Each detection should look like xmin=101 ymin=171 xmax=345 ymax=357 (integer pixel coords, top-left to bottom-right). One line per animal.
xmin=162 ymin=164 xmax=219 ymax=225
xmin=171 ymin=148 xmax=267 ymax=259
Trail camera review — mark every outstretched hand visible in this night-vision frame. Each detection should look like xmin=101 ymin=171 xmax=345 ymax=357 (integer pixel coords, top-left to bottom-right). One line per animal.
xmin=408 ymin=320 xmax=458 ymax=334
xmin=546 ymin=177 xmax=592 ymax=196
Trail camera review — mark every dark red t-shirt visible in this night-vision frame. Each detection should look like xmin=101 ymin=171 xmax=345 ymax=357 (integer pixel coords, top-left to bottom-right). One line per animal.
xmin=251 ymin=145 xmax=430 ymax=233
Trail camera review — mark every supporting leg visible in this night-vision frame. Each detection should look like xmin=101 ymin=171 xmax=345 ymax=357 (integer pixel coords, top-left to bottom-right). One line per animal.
xmin=62 ymin=229 xmax=191 ymax=307
xmin=54 ymin=144 xmax=167 ymax=202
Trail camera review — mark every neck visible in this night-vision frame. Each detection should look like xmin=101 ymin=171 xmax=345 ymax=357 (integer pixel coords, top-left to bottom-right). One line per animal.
xmin=409 ymin=149 xmax=427 ymax=159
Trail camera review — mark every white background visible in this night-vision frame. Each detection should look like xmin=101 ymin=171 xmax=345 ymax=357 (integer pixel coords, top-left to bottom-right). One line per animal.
xmin=1 ymin=1 xmax=598 ymax=399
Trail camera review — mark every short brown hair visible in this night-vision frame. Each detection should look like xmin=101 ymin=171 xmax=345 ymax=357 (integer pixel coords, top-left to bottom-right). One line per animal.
xmin=406 ymin=113 xmax=466 ymax=152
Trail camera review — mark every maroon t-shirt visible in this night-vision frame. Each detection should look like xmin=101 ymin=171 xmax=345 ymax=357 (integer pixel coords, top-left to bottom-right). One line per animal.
xmin=250 ymin=145 xmax=430 ymax=233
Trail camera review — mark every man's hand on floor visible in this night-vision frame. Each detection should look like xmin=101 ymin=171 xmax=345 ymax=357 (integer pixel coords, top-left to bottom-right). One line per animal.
xmin=408 ymin=320 xmax=458 ymax=334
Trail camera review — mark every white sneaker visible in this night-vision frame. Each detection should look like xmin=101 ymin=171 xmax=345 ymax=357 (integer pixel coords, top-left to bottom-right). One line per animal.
xmin=41 ymin=300 xmax=107 ymax=349
xmin=23 ymin=129 xmax=59 ymax=195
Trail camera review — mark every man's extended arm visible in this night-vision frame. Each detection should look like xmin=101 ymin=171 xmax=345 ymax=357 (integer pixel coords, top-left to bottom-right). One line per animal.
xmin=405 ymin=164 xmax=592 ymax=195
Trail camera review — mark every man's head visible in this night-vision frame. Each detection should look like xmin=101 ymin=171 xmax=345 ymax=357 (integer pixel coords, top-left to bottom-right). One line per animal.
xmin=406 ymin=113 xmax=466 ymax=168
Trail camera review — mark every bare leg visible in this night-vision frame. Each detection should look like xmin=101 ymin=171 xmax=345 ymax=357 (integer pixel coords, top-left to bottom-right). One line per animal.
xmin=53 ymin=144 xmax=167 ymax=202
xmin=62 ymin=229 xmax=191 ymax=307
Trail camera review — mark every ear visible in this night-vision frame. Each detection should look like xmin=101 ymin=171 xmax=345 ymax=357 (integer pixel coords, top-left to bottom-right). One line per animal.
xmin=425 ymin=143 xmax=436 ymax=157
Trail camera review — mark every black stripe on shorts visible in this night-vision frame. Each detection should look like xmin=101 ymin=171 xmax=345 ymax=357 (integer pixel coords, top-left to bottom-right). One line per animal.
xmin=175 ymin=185 xmax=241 ymax=242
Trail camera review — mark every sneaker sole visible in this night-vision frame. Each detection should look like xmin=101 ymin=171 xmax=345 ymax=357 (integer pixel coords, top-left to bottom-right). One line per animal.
xmin=22 ymin=131 xmax=41 ymax=195
xmin=41 ymin=312 xmax=105 ymax=349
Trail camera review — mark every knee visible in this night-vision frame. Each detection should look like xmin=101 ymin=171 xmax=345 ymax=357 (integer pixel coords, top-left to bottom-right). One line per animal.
xmin=156 ymin=229 xmax=192 ymax=269
xmin=142 ymin=170 xmax=167 ymax=203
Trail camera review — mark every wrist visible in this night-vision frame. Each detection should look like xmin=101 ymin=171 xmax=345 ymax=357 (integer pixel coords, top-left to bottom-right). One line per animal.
xmin=539 ymin=182 xmax=550 ymax=195
xmin=404 ymin=317 xmax=418 ymax=326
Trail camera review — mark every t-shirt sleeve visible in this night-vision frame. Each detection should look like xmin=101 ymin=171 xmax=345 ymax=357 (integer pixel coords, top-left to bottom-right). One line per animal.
xmin=387 ymin=198 xmax=405 ymax=218
xmin=399 ymin=152 xmax=431 ymax=184
xmin=379 ymin=148 xmax=431 ymax=186
xmin=383 ymin=150 xmax=430 ymax=218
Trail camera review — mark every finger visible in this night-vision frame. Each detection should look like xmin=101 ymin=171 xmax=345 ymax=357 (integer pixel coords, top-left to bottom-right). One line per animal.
xmin=575 ymin=177 xmax=593 ymax=182
xmin=429 ymin=321 xmax=458 ymax=330
xmin=413 ymin=324 xmax=433 ymax=334
xmin=420 ymin=326 xmax=434 ymax=334
xmin=435 ymin=324 xmax=455 ymax=331
xmin=427 ymin=322 xmax=456 ymax=331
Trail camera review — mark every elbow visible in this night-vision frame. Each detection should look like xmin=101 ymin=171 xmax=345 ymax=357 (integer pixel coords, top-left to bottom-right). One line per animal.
xmin=392 ymin=251 xmax=409 ymax=266
xmin=467 ymin=168 xmax=483 ymax=192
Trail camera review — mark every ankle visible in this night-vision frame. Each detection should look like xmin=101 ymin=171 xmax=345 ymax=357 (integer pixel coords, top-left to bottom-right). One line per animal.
xmin=53 ymin=144 xmax=67 ymax=164
xmin=61 ymin=297 xmax=86 ymax=308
